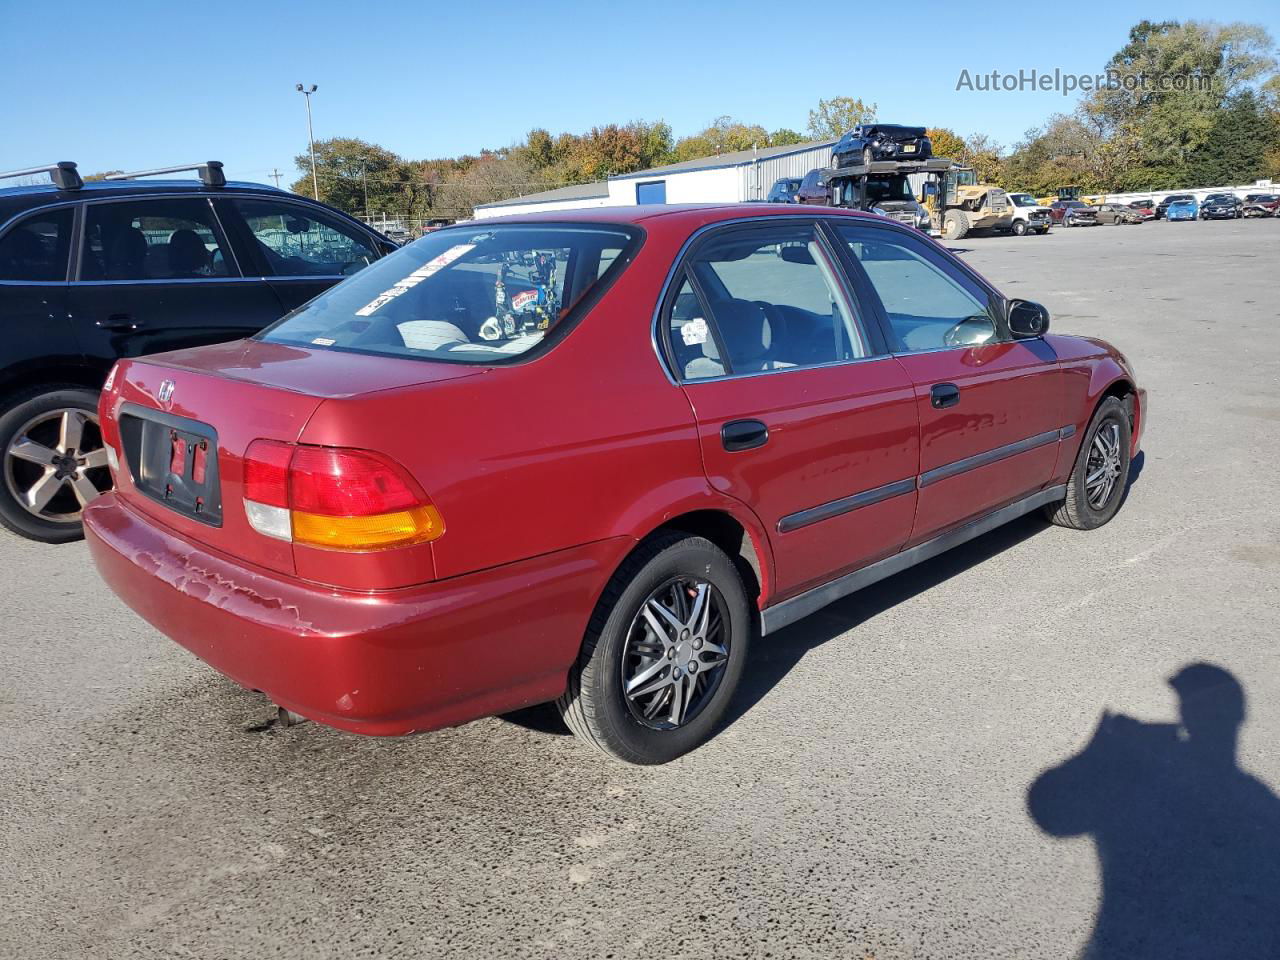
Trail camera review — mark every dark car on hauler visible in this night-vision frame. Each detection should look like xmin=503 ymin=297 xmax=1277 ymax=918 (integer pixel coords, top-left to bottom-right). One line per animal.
xmin=833 ymin=125 xmax=933 ymax=168
xmin=0 ymin=161 xmax=395 ymax=543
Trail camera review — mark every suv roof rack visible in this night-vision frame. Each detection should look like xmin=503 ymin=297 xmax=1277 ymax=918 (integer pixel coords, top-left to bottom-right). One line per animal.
xmin=105 ymin=161 xmax=226 ymax=188
xmin=0 ymin=162 xmax=83 ymax=191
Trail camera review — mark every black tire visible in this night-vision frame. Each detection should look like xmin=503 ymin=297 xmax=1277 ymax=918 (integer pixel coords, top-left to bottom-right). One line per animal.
xmin=942 ymin=210 xmax=970 ymax=241
xmin=1044 ymin=396 xmax=1132 ymax=530
xmin=0 ymin=386 xmax=108 ymax=543
xmin=557 ymin=533 xmax=751 ymax=764
xmin=1012 ymin=220 xmax=1028 ymax=236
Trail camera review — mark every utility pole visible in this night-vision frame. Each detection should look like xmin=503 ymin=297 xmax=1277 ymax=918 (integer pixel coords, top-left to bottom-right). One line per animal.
xmin=295 ymin=83 xmax=319 ymax=199
xmin=270 ymin=168 xmax=282 ymax=188
xmin=359 ymin=156 xmax=369 ymax=217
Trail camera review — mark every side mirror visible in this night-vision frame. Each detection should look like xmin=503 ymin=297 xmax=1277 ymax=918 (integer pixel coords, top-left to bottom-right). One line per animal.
xmin=921 ymin=182 xmax=939 ymax=197
xmin=1008 ymin=300 xmax=1050 ymax=338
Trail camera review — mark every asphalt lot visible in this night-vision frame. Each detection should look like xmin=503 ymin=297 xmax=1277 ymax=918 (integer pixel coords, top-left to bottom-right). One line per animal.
xmin=3 ymin=217 xmax=1279 ymax=959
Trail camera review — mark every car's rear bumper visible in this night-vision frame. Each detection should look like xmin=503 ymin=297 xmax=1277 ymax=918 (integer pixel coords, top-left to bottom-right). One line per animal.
xmin=84 ymin=493 xmax=629 ymax=735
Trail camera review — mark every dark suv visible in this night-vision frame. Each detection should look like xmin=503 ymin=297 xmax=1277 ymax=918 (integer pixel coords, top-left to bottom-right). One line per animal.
xmin=0 ymin=161 xmax=394 ymax=542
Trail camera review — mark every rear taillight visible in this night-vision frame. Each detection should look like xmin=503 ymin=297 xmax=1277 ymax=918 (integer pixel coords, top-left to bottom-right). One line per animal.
xmin=242 ymin=440 xmax=443 ymax=551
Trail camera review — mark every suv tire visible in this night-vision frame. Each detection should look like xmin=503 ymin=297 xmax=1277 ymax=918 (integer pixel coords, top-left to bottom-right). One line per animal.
xmin=557 ymin=533 xmax=751 ymax=764
xmin=0 ymin=386 xmax=111 ymax=543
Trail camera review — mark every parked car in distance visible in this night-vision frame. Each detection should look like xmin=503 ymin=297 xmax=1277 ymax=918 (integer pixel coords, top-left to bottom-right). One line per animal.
xmin=1049 ymin=200 xmax=1099 ymax=227
xmin=84 ymin=205 xmax=1146 ymax=765
xmin=1166 ymin=198 xmax=1199 ymax=221
xmin=0 ymin=161 xmax=395 ymax=543
xmin=1155 ymin=194 xmax=1196 ymax=219
xmin=1095 ymin=203 xmax=1145 ymax=225
xmin=833 ymin=125 xmax=933 ymax=168
xmin=1243 ymin=194 xmax=1280 ymax=217
xmin=1199 ymin=193 xmax=1244 ymax=220
xmin=1127 ymin=201 xmax=1156 ymax=220
xmin=1006 ymin=193 xmax=1053 ymax=235
xmin=766 ymin=177 xmax=802 ymax=204
xmin=795 ymin=167 xmax=831 ymax=205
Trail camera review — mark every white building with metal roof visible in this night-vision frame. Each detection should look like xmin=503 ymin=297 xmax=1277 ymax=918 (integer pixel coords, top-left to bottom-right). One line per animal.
xmin=473 ymin=139 xmax=837 ymax=219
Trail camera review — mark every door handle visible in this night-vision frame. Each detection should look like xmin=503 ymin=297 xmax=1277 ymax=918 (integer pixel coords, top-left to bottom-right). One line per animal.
xmin=97 ymin=314 xmax=144 ymax=332
xmin=721 ymin=419 xmax=769 ymax=452
xmin=930 ymin=383 xmax=960 ymax=408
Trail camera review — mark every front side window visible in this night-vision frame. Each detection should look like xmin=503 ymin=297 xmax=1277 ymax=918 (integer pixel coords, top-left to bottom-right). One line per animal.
xmin=673 ymin=225 xmax=869 ymax=381
xmin=261 ymin=224 xmax=637 ymax=363
xmin=836 ymin=224 xmax=1002 ymax=352
xmin=82 ymin=199 xmax=231 ymax=281
xmin=0 ymin=207 xmax=73 ymax=281
xmin=232 ymin=198 xmax=378 ymax=277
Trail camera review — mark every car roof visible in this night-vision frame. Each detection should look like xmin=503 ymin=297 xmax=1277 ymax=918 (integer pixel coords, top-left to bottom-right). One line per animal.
xmin=0 ymin=178 xmax=291 ymax=221
xmin=456 ymin=203 xmax=883 ymax=230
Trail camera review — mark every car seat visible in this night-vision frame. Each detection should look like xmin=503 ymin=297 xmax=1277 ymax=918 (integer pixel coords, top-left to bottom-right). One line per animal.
xmin=684 ymin=299 xmax=794 ymax=379
xmin=167 ymin=229 xmax=211 ymax=277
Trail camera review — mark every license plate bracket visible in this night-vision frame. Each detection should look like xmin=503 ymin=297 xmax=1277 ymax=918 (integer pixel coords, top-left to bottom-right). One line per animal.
xmin=118 ymin=403 xmax=223 ymax=526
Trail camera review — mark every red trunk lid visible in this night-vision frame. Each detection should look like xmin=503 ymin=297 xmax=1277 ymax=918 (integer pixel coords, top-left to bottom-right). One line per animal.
xmin=101 ymin=339 xmax=481 ymax=580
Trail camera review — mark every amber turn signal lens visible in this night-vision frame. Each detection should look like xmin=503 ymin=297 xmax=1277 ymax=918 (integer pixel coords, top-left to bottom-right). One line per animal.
xmin=291 ymin=505 xmax=444 ymax=550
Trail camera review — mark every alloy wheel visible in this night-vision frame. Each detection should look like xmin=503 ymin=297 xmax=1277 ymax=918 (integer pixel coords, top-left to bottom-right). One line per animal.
xmin=1085 ymin=421 xmax=1124 ymax=509
xmin=4 ymin=408 xmax=111 ymax=524
xmin=621 ymin=577 xmax=730 ymax=730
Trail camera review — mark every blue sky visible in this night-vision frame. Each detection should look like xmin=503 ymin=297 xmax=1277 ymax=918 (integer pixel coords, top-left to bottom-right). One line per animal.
xmin=3 ymin=0 xmax=1276 ymax=184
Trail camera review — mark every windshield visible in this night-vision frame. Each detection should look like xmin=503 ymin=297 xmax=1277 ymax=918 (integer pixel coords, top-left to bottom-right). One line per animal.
xmin=1009 ymin=193 xmax=1038 ymax=207
xmin=863 ymin=176 xmax=914 ymax=203
xmin=260 ymin=224 xmax=639 ymax=363
xmin=1205 ymin=195 xmax=1232 ymax=202
xmin=1165 ymin=195 xmax=1193 ymax=203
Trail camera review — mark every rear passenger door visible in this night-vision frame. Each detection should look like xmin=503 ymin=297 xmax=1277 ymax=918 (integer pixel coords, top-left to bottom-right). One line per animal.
xmin=217 ymin=196 xmax=386 ymax=313
xmin=69 ymin=197 xmax=281 ymax=364
xmin=832 ymin=221 xmax=1064 ymax=545
xmin=664 ymin=220 xmax=920 ymax=601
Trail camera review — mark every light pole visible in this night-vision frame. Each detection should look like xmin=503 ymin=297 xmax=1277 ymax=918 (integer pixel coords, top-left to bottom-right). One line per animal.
xmin=295 ymin=83 xmax=319 ymax=199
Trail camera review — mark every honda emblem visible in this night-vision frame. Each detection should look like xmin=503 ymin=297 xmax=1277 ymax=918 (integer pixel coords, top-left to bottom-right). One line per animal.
xmin=158 ymin=379 xmax=175 ymax=405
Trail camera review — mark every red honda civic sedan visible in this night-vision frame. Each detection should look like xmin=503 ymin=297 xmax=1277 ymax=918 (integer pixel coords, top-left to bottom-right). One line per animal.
xmin=84 ymin=205 xmax=1145 ymax=764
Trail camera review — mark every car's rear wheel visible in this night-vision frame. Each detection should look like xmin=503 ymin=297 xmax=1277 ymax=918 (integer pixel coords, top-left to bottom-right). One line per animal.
xmin=1044 ymin=396 xmax=1132 ymax=531
xmin=0 ymin=387 xmax=111 ymax=543
xmin=557 ymin=533 xmax=751 ymax=764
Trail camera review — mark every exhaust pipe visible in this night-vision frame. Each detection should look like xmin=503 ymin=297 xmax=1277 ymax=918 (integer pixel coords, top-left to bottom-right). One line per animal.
xmin=276 ymin=706 xmax=310 ymax=727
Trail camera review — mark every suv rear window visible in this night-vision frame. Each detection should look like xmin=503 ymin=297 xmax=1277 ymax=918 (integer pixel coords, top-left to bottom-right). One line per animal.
xmin=260 ymin=224 xmax=639 ymax=363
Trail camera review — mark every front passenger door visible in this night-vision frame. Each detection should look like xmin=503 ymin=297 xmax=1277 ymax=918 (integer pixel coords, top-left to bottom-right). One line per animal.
xmin=834 ymin=222 xmax=1064 ymax=546
xmin=219 ymin=197 xmax=385 ymax=313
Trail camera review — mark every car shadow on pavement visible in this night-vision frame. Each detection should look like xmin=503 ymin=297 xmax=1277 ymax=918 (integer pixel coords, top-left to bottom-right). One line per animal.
xmin=1026 ymin=663 xmax=1280 ymax=959
xmin=721 ymin=509 xmax=1052 ymax=732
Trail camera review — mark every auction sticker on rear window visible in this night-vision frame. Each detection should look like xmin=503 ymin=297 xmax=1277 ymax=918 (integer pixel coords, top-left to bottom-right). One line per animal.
xmin=355 ymin=244 xmax=475 ymax=317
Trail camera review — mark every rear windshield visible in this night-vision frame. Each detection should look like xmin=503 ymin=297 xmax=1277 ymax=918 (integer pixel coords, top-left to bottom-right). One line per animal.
xmin=260 ymin=224 xmax=640 ymax=363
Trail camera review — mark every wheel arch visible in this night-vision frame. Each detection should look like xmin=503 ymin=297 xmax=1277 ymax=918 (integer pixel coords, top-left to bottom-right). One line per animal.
xmin=0 ymin=362 xmax=109 ymax=411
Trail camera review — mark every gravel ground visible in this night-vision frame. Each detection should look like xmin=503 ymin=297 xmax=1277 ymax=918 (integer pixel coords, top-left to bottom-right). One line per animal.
xmin=2 ymin=216 xmax=1278 ymax=959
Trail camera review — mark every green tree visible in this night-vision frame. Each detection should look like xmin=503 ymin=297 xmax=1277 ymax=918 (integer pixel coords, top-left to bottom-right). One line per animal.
xmin=806 ymin=97 xmax=877 ymax=139
xmin=768 ymin=128 xmax=806 ymax=146
xmin=289 ymin=137 xmax=418 ymax=218
xmin=925 ymin=128 xmax=965 ymax=161
xmin=673 ymin=117 xmax=771 ymax=161
xmin=1183 ymin=90 xmax=1279 ymax=185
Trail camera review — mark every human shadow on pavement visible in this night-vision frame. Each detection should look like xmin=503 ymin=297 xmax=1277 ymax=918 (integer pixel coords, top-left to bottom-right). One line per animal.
xmin=1027 ymin=663 xmax=1280 ymax=959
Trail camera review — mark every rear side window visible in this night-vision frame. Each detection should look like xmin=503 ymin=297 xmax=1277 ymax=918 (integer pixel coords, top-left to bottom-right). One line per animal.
xmin=0 ymin=208 xmax=73 ymax=282
xmin=260 ymin=224 xmax=639 ymax=363
xmin=673 ymin=224 xmax=870 ymax=381
xmin=231 ymin=198 xmax=379 ymax=277
xmin=82 ymin=199 xmax=231 ymax=280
